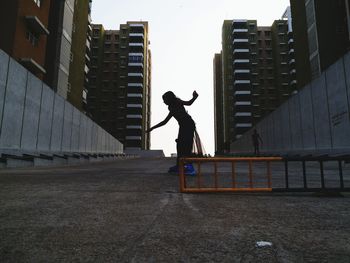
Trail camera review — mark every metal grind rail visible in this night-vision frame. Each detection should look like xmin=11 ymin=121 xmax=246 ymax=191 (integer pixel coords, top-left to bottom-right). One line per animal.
xmin=178 ymin=156 xmax=350 ymax=193
xmin=276 ymin=155 xmax=350 ymax=192
xmin=179 ymin=157 xmax=282 ymax=193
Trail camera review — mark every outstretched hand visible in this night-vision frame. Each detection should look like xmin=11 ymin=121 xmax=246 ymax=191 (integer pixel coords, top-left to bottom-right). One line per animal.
xmin=193 ymin=90 xmax=199 ymax=99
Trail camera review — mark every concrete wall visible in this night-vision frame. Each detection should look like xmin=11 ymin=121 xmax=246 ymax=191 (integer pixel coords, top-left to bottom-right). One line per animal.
xmin=231 ymin=51 xmax=350 ymax=155
xmin=0 ymin=49 xmax=123 ymax=154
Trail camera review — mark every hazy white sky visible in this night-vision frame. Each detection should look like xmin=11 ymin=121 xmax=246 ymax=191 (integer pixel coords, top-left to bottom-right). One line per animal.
xmin=92 ymin=0 xmax=290 ymax=156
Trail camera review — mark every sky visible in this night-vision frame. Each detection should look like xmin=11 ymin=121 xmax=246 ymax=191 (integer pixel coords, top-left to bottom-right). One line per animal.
xmin=92 ymin=0 xmax=290 ymax=156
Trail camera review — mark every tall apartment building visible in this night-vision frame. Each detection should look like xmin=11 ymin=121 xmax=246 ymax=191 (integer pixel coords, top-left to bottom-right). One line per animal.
xmin=87 ymin=22 xmax=151 ymax=150
xmin=67 ymin=0 xmax=92 ymax=111
xmin=45 ymin=0 xmax=75 ymax=99
xmin=290 ymin=0 xmax=350 ymax=86
xmin=0 ymin=0 xmax=51 ymax=79
xmin=216 ymin=14 xmax=296 ymax=150
xmin=213 ymin=53 xmax=224 ymax=154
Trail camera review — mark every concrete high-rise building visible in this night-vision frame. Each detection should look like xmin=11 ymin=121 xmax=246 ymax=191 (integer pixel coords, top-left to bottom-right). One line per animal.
xmin=217 ymin=14 xmax=296 ymax=148
xmin=290 ymin=0 xmax=350 ymax=85
xmin=213 ymin=53 xmax=224 ymax=154
xmin=0 ymin=0 xmax=51 ymax=79
xmin=45 ymin=0 xmax=75 ymax=99
xmin=87 ymin=22 xmax=151 ymax=150
xmin=67 ymin=0 xmax=92 ymax=111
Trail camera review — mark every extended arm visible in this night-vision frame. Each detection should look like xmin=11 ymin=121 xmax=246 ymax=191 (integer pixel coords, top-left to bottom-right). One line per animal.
xmin=146 ymin=113 xmax=172 ymax=133
xmin=181 ymin=91 xmax=199 ymax=106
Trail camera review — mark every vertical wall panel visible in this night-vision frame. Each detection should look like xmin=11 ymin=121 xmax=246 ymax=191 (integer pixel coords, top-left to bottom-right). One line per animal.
xmin=266 ymin=114 xmax=274 ymax=151
xmin=61 ymin=102 xmax=73 ymax=151
xmin=325 ymin=59 xmax=350 ymax=148
xmin=311 ymin=74 xmax=332 ymax=149
xmin=0 ymin=59 xmax=27 ymax=149
xmin=85 ymin=118 xmax=92 ymax=152
xmin=50 ymin=95 xmax=65 ymax=151
xmin=21 ymin=73 xmax=42 ymax=150
xmin=280 ymin=102 xmax=292 ymax=151
xmin=299 ymin=85 xmax=316 ymax=150
xmin=91 ymin=123 xmax=98 ymax=152
xmin=71 ymin=107 xmax=80 ymax=152
xmin=288 ymin=95 xmax=303 ymax=150
xmin=345 ymin=53 xmax=350 ymax=115
xmin=0 ymin=50 xmax=9 ymax=130
xmin=79 ymin=114 xmax=87 ymax=152
xmin=37 ymin=85 xmax=54 ymax=151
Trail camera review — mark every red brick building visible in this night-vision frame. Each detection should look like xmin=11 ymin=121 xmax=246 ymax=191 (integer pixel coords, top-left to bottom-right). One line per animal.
xmin=0 ymin=0 xmax=50 ymax=79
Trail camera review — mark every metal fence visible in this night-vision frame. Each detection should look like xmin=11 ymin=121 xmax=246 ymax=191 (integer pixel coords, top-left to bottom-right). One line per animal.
xmin=178 ymin=156 xmax=350 ymax=193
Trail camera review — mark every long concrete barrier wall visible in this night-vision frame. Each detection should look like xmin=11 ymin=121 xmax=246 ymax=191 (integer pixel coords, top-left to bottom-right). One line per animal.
xmin=231 ymin=51 xmax=350 ymax=155
xmin=0 ymin=49 xmax=123 ymax=154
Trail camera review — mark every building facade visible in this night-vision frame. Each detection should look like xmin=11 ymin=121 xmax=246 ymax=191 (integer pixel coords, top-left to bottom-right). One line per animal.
xmin=290 ymin=0 xmax=350 ymax=85
xmin=0 ymin=0 xmax=51 ymax=79
xmin=87 ymin=22 xmax=151 ymax=150
xmin=45 ymin=0 xmax=75 ymax=99
xmin=213 ymin=53 xmax=224 ymax=154
xmin=67 ymin=0 xmax=92 ymax=111
xmin=217 ymin=14 xmax=296 ymax=150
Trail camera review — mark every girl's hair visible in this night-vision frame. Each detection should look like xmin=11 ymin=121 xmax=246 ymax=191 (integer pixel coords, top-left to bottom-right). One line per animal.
xmin=162 ymin=91 xmax=177 ymax=105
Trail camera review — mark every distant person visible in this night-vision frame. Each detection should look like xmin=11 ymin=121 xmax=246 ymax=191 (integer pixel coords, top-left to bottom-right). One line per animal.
xmin=252 ymin=129 xmax=263 ymax=156
xmin=146 ymin=91 xmax=198 ymax=175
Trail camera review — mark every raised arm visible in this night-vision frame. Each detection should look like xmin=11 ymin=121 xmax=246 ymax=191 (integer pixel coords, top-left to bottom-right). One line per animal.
xmin=146 ymin=113 xmax=172 ymax=133
xmin=181 ymin=91 xmax=199 ymax=106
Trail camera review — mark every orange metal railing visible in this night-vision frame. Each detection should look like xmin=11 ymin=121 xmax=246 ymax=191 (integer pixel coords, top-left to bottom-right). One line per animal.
xmin=179 ymin=157 xmax=283 ymax=193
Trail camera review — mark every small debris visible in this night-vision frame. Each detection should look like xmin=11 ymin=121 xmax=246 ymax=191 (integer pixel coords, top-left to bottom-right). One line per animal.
xmin=256 ymin=241 xmax=273 ymax=248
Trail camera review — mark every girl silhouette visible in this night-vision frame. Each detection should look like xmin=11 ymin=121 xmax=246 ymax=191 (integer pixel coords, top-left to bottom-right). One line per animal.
xmin=146 ymin=90 xmax=198 ymax=174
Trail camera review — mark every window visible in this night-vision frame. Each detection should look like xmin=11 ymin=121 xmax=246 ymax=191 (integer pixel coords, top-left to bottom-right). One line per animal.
xmin=33 ymin=0 xmax=41 ymax=7
xmin=26 ymin=30 xmax=39 ymax=46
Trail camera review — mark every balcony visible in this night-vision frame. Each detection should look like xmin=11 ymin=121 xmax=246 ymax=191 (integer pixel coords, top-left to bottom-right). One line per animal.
xmin=127 ymin=93 xmax=143 ymax=98
xmin=126 ymin=136 xmax=142 ymax=140
xmin=233 ymin=49 xmax=249 ymax=54
xmin=234 ymin=91 xmax=251 ymax=95
xmin=128 ymin=83 xmax=143 ymax=87
xmin=233 ymin=59 xmax=249 ymax=64
xmin=234 ymin=101 xmax=251 ymax=106
xmin=234 ymin=80 xmax=251 ymax=85
xmin=128 ymin=52 xmax=144 ymax=57
xmin=233 ymin=19 xmax=247 ymax=24
xmin=233 ymin=39 xmax=249 ymax=43
xmin=235 ymin=123 xmax=252 ymax=128
xmin=126 ymin=125 xmax=142 ymax=129
xmin=20 ymin=58 xmax=46 ymax=74
xmin=233 ymin=29 xmax=248 ymax=33
xmin=129 ymin=33 xmax=144 ymax=37
xmin=128 ymin=63 xmax=143 ymax=67
xmin=128 ymin=73 xmax=143 ymax=77
xmin=126 ymin=115 xmax=142 ymax=119
xmin=289 ymin=59 xmax=296 ymax=65
xmin=129 ymin=23 xmax=145 ymax=28
xmin=129 ymin=43 xmax=144 ymax=47
xmin=234 ymin=69 xmax=250 ymax=74
xmin=25 ymin=16 xmax=49 ymax=35
xmin=288 ymin=49 xmax=295 ymax=54
xmin=127 ymin=104 xmax=142 ymax=108
xmin=235 ymin=112 xmax=252 ymax=116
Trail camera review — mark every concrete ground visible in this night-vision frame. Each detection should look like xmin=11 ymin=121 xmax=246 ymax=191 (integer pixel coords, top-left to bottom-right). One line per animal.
xmin=0 ymin=157 xmax=349 ymax=262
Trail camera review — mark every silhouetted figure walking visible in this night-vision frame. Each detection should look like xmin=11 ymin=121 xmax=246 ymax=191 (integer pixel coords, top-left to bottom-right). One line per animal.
xmin=146 ymin=91 xmax=198 ymax=174
xmin=252 ymin=129 xmax=263 ymax=156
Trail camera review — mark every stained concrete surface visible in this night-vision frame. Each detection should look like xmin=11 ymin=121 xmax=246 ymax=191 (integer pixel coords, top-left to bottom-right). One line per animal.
xmin=0 ymin=157 xmax=350 ymax=262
